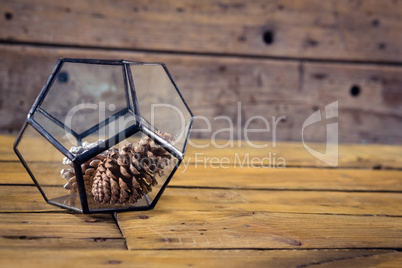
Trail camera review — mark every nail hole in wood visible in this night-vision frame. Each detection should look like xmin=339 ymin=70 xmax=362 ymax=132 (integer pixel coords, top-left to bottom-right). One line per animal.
xmin=371 ymin=19 xmax=380 ymax=27
xmin=108 ymin=260 xmax=122 ymax=264
xmin=350 ymin=85 xmax=361 ymax=97
xmin=4 ymin=12 xmax=13 ymax=20
xmin=378 ymin=43 xmax=386 ymax=50
xmin=263 ymin=30 xmax=274 ymax=45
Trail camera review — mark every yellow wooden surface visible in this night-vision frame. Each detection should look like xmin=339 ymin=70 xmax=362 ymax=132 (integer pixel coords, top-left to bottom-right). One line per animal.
xmin=1 ymin=135 xmax=402 ymax=266
xmin=0 ymin=249 xmax=401 ymax=268
xmin=3 ymin=133 xmax=402 ymax=168
xmin=2 ymin=185 xmax=402 ymax=216
xmin=0 ymin=213 xmax=126 ymax=249
xmin=1 ymin=0 xmax=401 ymax=266
xmin=117 ymin=210 xmax=402 ymax=249
xmin=2 ymin=162 xmax=402 ymax=192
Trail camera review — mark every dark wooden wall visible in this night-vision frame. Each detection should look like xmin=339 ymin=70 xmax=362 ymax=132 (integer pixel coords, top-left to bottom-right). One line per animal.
xmin=0 ymin=0 xmax=401 ymax=144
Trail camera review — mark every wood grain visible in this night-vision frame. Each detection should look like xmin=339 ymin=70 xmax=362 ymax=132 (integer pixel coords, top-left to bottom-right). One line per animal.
xmin=0 ymin=135 xmax=16 ymax=161
xmin=117 ymin=210 xmax=402 ymax=250
xmin=157 ymin=188 xmax=402 ymax=216
xmin=1 ymin=44 xmax=401 ymax=144
xmin=1 ymin=0 xmax=402 ymax=62
xmin=3 ymin=134 xmax=402 ymax=168
xmin=2 ymin=185 xmax=402 ymax=216
xmin=314 ymin=251 xmax=402 ymax=268
xmin=0 ymin=213 xmax=121 ymax=238
xmin=0 ymin=185 xmax=62 ymax=212
xmin=185 ymin=140 xmax=402 ymax=169
xmin=172 ymin=166 xmax=402 ymax=192
xmin=0 ymin=237 xmax=126 ymax=250
xmin=0 ymin=249 xmax=399 ymax=268
xmin=3 ymin=161 xmax=402 ymax=192
xmin=0 ymin=213 xmax=125 ymax=249
xmin=0 ymin=131 xmax=402 ymax=265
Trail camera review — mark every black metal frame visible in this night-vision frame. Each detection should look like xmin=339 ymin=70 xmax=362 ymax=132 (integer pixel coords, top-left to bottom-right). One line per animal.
xmin=13 ymin=58 xmax=194 ymax=214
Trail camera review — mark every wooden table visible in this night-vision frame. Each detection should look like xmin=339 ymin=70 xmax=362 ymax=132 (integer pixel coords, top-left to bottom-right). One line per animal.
xmin=0 ymin=135 xmax=402 ymax=267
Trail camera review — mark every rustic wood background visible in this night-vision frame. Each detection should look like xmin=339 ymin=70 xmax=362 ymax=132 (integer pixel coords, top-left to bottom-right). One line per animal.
xmin=0 ymin=0 xmax=401 ymax=144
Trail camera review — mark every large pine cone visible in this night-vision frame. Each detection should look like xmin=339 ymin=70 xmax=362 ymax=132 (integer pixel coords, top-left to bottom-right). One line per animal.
xmin=91 ymin=133 xmax=173 ymax=204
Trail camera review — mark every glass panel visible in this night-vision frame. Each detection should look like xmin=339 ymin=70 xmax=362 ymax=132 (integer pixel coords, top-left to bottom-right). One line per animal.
xmin=86 ymin=130 xmax=178 ymax=212
xmin=79 ymin=110 xmax=137 ymax=146
xmin=32 ymin=110 xmax=78 ymax=150
xmin=130 ymin=64 xmax=192 ymax=152
xmin=35 ymin=62 xmax=131 ymax=148
xmin=16 ymin=124 xmax=82 ymax=211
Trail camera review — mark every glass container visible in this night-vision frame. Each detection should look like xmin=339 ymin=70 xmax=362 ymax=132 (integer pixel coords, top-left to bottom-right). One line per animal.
xmin=13 ymin=58 xmax=194 ymax=213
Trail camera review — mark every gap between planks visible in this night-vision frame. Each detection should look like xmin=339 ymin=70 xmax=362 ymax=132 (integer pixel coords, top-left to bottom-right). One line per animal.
xmin=3 ymin=39 xmax=402 ymax=68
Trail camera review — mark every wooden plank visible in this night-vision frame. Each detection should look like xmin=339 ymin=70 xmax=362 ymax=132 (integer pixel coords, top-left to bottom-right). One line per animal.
xmin=158 ymin=188 xmax=402 ymax=216
xmin=2 ymin=46 xmax=402 ymax=143
xmin=0 ymin=185 xmax=62 ymax=212
xmin=3 ymin=135 xmax=402 ymax=169
xmin=2 ymin=185 xmax=402 ymax=216
xmin=0 ymin=249 xmax=402 ymax=267
xmin=3 ymin=161 xmax=402 ymax=192
xmin=0 ymin=249 xmax=400 ymax=268
xmin=0 ymin=162 xmax=31 ymax=184
xmin=117 ymin=210 xmax=402 ymax=249
xmin=0 ymin=213 xmax=122 ymax=238
xmin=1 ymin=45 xmax=402 ymax=144
xmin=1 ymin=0 xmax=402 ymax=62
xmin=0 ymin=213 xmax=125 ymax=249
xmin=0 ymin=237 xmax=126 ymax=250
xmin=185 ymin=140 xmax=402 ymax=169
xmin=10 ymin=138 xmax=402 ymax=170
xmin=312 ymin=251 xmax=402 ymax=268
xmin=173 ymin=166 xmax=402 ymax=192
xmin=0 ymin=135 xmax=17 ymax=161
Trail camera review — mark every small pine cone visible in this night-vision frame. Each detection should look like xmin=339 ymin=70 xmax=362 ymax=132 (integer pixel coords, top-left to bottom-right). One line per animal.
xmin=90 ymin=132 xmax=173 ymax=204
xmin=62 ymin=140 xmax=107 ymax=194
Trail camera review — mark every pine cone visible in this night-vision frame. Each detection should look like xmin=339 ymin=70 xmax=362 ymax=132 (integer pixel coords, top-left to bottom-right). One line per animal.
xmin=91 ymin=134 xmax=173 ymax=204
xmin=61 ymin=140 xmax=107 ymax=194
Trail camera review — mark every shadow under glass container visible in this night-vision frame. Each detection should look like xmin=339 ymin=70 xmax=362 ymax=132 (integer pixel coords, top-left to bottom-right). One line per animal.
xmin=13 ymin=58 xmax=194 ymax=213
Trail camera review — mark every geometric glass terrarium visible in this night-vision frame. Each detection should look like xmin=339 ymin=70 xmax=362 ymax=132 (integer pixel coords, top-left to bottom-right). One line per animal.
xmin=13 ymin=58 xmax=194 ymax=213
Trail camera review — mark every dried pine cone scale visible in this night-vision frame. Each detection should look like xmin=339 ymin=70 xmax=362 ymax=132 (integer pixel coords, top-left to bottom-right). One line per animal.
xmin=61 ymin=140 xmax=107 ymax=194
xmin=90 ymin=133 xmax=172 ymax=205
xmin=62 ymin=133 xmax=173 ymax=205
